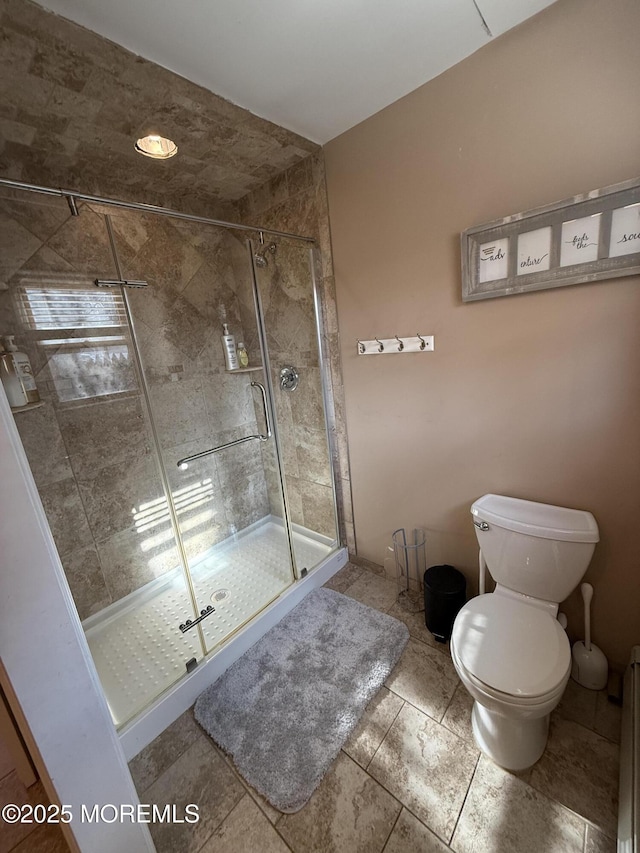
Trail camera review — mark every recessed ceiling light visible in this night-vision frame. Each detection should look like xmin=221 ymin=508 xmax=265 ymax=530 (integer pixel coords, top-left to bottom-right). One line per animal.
xmin=134 ymin=135 xmax=178 ymax=160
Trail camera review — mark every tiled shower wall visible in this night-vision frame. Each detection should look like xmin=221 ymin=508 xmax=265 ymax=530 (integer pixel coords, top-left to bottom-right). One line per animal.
xmin=251 ymin=237 xmax=336 ymax=540
xmin=233 ymin=156 xmax=356 ymax=553
xmin=0 ymin=190 xmax=272 ymax=619
xmin=0 ymin=0 xmax=355 ymax=558
xmin=0 ymin=0 xmax=318 ymax=213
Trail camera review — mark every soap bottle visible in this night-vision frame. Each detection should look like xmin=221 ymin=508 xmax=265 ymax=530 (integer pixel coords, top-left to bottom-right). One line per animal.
xmin=237 ymin=342 xmax=249 ymax=369
xmin=221 ymin=324 xmax=239 ymax=371
xmin=0 ymin=335 xmax=40 ymax=408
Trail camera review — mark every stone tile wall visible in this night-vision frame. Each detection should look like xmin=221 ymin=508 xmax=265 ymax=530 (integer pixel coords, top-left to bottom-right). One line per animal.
xmin=232 ymin=155 xmax=356 ymax=553
xmin=0 ymin=190 xmax=271 ymax=619
xmin=0 ymin=0 xmax=356 ymax=574
xmin=0 ymin=0 xmax=318 ymax=214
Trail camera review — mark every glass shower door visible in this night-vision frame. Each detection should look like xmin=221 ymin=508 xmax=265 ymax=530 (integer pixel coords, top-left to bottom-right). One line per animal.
xmin=107 ymin=210 xmax=296 ymax=656
xmin=1 ymin=185 xmax=341 ymax=731
xmin=250 ymin=238 xmax=340 ymax=572
xmin=0 ymin=190 xmax=204 ymax=727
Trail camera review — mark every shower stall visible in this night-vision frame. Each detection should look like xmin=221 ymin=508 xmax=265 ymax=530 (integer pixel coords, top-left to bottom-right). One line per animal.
xmin=0 ymin=180 xmax=344 ymax=733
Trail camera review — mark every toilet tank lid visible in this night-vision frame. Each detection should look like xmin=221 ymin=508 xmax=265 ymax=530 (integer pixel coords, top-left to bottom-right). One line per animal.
xmin=471 ymin=494 xmax=599 ymax=543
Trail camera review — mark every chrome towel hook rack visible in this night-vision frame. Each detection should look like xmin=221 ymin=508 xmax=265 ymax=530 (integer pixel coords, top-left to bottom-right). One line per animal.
xmin=356 ymin=334 xmax=434 ymax=356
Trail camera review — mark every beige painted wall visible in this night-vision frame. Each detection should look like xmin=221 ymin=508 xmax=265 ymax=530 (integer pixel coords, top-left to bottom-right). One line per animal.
xmin=324 ymin=0 xmax=640 ymax=669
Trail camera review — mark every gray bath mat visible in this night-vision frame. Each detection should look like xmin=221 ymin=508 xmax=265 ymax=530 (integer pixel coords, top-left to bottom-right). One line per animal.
xmin=194 ymin=586 xmax=409 ymax=812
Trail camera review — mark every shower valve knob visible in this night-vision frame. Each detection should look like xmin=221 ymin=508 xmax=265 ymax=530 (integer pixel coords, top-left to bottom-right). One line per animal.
xmin=280 ymin=365 xmax=299 ymax=392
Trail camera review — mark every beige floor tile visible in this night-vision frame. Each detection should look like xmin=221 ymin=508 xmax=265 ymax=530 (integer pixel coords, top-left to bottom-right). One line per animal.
xmin=277 ymin=752 xmax=401 ymax=853
xmin=441 ymin=684 xmax=474 ymax=743
xmin=585 ymin=823 xmax=617 ymax=853
xmin=199 ymin=794 xmax=289 ymax=853
xmin=129 ymin=708 xmax=202 ymax=793
xmin=240 ymin=783 xmax=282 ymax=826
xmin=143 ymin=734 xmax=245 ymax=853
xmin=594 ymin=692 xmax=622 ymax=744
xmin=368 ymin=703 xmax=478 ymax=842
xmin=385 ymin=638 xmax=459 ymax=721
xmin=383 ymin=808 xmax=451 ymax=853
xmin=387 ymin=602 xmax=443 ymax=650
xmin=343 ymin=686 xmax=404 ymax=769
xmin=529 ymin=717 xmax=619 ymax=837
xmin=555 ymin=678 xmax=597 ymax=729
xmin=439 ymin=690 xmax=538 ymax=785
xmin=452 ymin=755 xmax=585 ymax=853
xmin=210 ymin=738 xmax=282 ymax=825
xmin=343 ymin=572 xmax=397 ymax=612
xmin=112 ymin=578 xmax=621 ymax=853
xmin=324 ymin=562 xmax=364 ymax=593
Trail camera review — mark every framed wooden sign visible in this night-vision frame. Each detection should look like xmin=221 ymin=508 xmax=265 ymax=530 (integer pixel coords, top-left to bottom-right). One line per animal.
xmin=461 ymin=177 xmax=640 ymax=302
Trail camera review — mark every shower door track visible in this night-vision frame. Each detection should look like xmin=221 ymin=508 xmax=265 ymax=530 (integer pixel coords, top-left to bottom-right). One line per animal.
xmin=0 ymin=177 xmax=317 ymax=243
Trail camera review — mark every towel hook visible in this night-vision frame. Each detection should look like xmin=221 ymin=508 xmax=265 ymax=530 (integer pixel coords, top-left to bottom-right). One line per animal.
xmin=395 ymin=335 xmax=404 ymax=352
xmin=357 ymin=340 xmax=365 ymax=354
xmin=375 ymin=337 xmax=384 ymax=352
xmin=417 ymin=332 xmax=426 ymax=351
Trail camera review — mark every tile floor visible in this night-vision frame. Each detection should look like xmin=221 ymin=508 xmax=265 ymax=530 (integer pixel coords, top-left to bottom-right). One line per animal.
xmin=128 ymin=563 xmax=621 ymax=853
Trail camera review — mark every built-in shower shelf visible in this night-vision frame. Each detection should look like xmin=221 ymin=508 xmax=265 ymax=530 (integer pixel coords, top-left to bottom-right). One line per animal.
xmin=10 ymin=401 xmax=45 ymax=414
xmin=226 ymin=365 xmax=264 ymax=374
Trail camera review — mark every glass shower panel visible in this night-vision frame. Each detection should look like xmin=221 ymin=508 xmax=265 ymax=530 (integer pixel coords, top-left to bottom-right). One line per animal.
xmin=107 ymin=211 xmax=296 ymax=655
xmin=0 ymin=190 xmax=203 ymax=727
xmin=251 ymin=239 xmax=340 ymax=572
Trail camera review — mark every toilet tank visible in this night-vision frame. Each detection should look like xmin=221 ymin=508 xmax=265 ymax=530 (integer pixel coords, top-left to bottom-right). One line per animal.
xmin=471 ymin=494 xmax=599 ymax=603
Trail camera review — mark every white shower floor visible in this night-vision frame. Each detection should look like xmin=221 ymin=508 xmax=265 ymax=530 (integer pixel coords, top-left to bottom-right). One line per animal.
xmin=86 ymin=519 xmax=332 ymax=727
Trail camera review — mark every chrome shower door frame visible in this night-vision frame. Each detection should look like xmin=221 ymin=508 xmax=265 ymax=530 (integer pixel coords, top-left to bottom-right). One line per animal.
xmin=247 ymin=241 xmax=300 ymax=578
xmin=246 ymin=238 xmax=343 ymax=580
xmin=308 ymin=245 xmax=342 ymax=547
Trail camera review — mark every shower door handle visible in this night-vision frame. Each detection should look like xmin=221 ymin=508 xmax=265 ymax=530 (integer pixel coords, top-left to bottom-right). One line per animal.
xmin=176 ymin=381 xmax=272 ymax=469
xmin=179 ymin=605 xmax=215 ymax=633
xmin=251 ymin=381 xmax=272 ymax=440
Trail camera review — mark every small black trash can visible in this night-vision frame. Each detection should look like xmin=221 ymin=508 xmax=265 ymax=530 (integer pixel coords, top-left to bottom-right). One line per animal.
xmin=423 ymin=565 xmax=466 ymax=643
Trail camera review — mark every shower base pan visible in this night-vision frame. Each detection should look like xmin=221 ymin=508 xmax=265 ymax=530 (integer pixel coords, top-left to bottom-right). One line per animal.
xmin=83 ymin=516 xmax=346 ymax=754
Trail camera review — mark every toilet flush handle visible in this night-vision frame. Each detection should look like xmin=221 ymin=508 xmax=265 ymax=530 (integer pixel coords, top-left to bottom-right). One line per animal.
xmin=473 ymin=520 xmax=489 ymax=532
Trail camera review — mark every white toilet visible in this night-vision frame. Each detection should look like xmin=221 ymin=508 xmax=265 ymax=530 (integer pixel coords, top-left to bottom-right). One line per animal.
xmin=450 ymin=494 xmax=599 ymax=771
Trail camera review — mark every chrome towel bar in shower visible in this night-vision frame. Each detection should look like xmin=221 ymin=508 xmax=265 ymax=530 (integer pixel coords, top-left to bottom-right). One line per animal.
xmin=176 ymin=381 xmax=271 ymax=469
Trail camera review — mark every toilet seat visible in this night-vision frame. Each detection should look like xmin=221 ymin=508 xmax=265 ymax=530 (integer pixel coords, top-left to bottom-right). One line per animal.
xmin=451 ymin=644 xmax=568 ymax=709
xmin=451 ymin=593 xmax=570 ymax=699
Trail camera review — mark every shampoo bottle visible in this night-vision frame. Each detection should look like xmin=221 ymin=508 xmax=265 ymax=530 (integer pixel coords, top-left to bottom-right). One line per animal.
xmin=0 ymin=335 xmax=40 ymax=408
xmin=222 ymin=324 xmax=239 ymax=371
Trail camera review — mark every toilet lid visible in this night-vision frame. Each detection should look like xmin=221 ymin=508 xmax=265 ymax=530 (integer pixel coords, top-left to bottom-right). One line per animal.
xmin=452 ymin=594 xmax=570 ymax=698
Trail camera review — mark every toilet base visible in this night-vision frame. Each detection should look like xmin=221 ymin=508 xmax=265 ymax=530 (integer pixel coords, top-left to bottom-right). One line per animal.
xmin=471 ymin=702 xmax=549 ymax=772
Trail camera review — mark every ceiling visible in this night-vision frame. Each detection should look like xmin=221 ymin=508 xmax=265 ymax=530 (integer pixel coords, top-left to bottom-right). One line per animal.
xmin=36 ymin=0 xmax=557 ymax=144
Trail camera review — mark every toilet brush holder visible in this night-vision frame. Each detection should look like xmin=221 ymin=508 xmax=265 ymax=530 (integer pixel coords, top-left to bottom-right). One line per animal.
xmin=571 ymin=641 xmax=608 ymax=690
xmin=571 ymin=582 xmax=608 ymax=690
